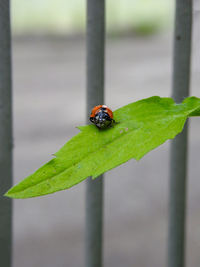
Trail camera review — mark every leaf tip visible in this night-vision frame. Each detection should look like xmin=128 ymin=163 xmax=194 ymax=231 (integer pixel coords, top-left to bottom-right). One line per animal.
xmin=4 ymin=190 xmax=13 ymax=199
xmin=3 ymin=185 xmax=24 ymax=199
xmin=3 ymin=189 xmax=30 ymax=199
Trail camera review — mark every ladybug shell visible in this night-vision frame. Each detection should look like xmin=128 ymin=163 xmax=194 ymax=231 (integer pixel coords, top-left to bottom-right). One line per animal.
xmin=90 ymin=105 xmax=113 ymax=119
xmin=90 ymin=105 xmax=114 ymax=129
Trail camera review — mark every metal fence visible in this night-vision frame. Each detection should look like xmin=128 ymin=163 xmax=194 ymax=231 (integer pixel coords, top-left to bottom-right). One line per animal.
xmin=0 ymin=0 xmax=12 ymax=266
xmin=0 ymin=0 xmax=193 ymax=266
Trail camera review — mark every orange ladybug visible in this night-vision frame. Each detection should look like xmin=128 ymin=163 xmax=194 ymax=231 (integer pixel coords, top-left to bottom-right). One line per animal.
xmin=90 ymin=105 xmax=115 ymax=129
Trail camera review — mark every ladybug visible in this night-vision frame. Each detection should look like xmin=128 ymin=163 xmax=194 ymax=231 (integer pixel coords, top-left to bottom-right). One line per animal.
xmin=90 ymin=105 xmax=115 ymax=129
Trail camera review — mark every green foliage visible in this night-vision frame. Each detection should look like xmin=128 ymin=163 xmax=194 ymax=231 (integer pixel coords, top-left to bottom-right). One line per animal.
xmin=5 ymin=96 xmax=200 ymax=199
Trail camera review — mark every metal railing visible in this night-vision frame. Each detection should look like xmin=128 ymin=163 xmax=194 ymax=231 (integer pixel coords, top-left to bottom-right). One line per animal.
xmin=0 ymin=0 xmax=193 ymax=266
xmin=0 ymin=0 xmax=13 ymax=266
xmin=85 ymin=1 xmax=105 ymax=267
xmin=168 ymin=0 xmax=193 ymax=267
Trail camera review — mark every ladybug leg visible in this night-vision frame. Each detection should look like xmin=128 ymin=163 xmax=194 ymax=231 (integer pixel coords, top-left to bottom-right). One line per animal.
xmin=113 ymin=119 xmax=120 ymax=124
xmin=90 ymin=117 xmax=95 ymax=123
xmin=104 ymin=118 xmax=114 ymax=128
xmin=109 ymin=119 xmax=115 ymax=128
xmin=110 ymin=119 xmax=119 ymax=127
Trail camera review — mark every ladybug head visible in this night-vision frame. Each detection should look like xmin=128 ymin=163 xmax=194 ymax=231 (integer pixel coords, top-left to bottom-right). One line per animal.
xmin=90 ymin=109 xmax=112 ymax=129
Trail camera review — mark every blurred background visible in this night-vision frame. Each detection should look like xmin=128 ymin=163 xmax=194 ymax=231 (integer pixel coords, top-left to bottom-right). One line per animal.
xmin=12 ymin=0 xmax=200 ymax=266
xmin=12 ymin=0 xmax=173 ymax=35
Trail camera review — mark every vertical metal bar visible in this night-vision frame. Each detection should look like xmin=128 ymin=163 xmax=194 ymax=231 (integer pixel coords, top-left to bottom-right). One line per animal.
xmin=168 ymin=1 xmax=193 ymax=267
xmin=0 ymin=0 xmax=13 ymax=266
xmin=85 ymin=0 xmax=105 ymax=267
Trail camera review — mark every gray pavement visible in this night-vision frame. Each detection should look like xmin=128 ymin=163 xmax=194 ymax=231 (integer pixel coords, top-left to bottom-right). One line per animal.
xmin=12 ymin=34 xmax=200 ymax=267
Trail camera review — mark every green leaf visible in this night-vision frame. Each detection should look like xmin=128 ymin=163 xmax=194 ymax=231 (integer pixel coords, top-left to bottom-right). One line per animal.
xmin=5 ymin=96 xmax=200 ymax=199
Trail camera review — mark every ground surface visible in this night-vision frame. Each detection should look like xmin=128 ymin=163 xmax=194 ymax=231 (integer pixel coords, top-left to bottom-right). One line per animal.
xmin=12 ymin=34 xmax=200 ymax=267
